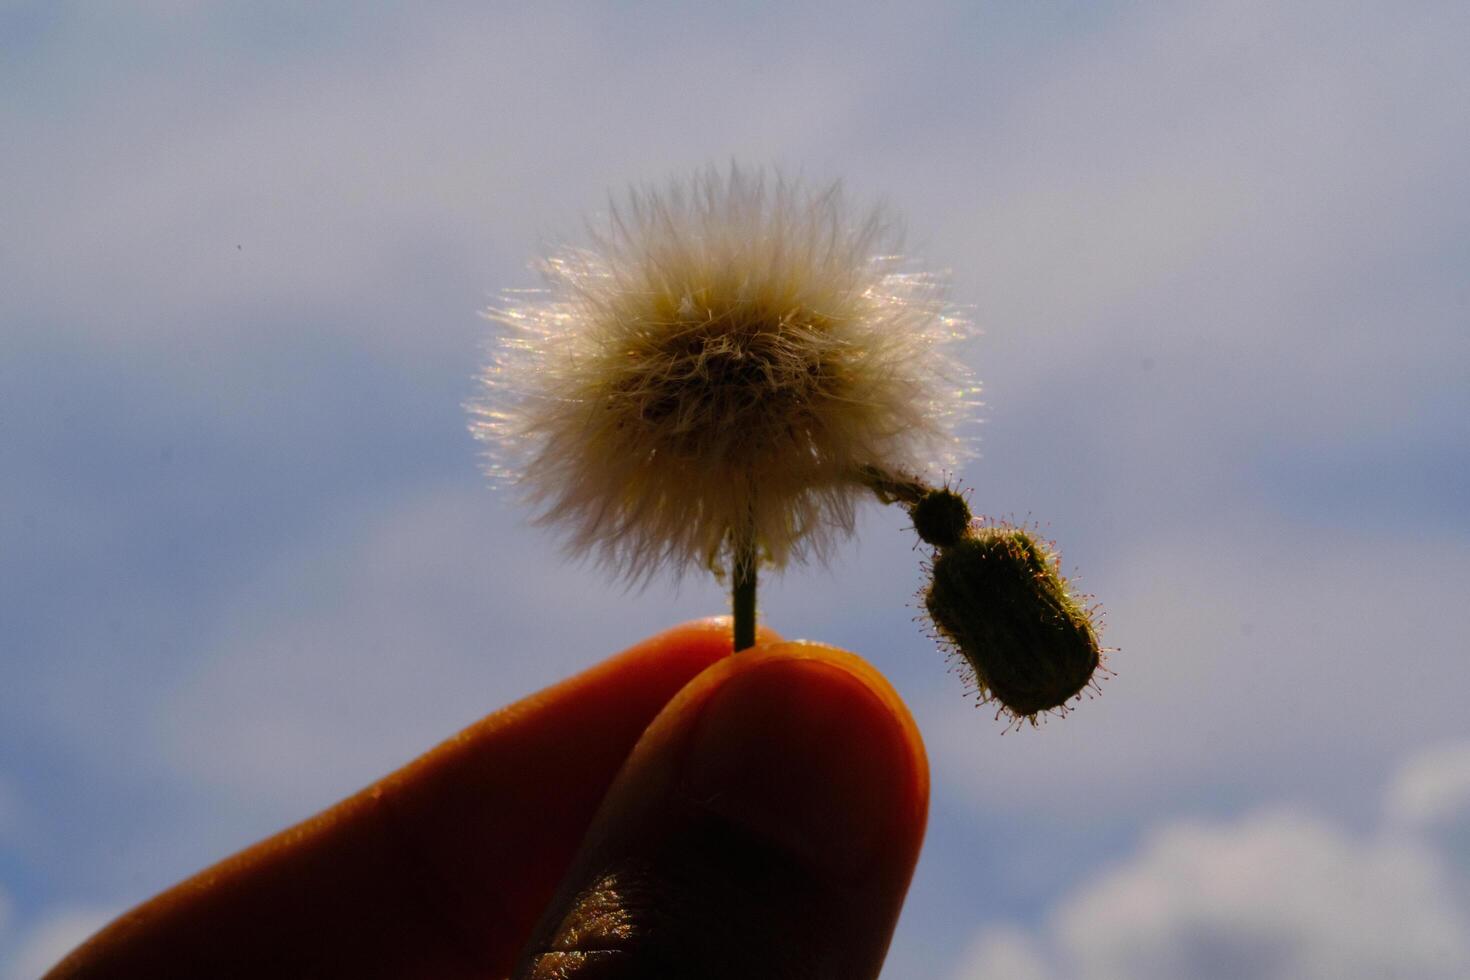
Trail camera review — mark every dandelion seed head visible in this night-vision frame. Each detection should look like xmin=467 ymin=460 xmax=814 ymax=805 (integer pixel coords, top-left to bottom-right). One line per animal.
xmin=471 ymin=165 xmax=976 ymax=581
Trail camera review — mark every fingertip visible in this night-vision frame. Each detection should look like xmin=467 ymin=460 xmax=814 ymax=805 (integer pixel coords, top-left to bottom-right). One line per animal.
xmin=677 ymin=642 xmax=929 ymax=872
xmin=598 ymin=618 xmax=785 ymax=688
xmin=515 ymin=640 xmax=929 ymax=979
xmin=575 ymin=636 xmax=931 ymax=883
xmin=745 ymin=640 xmax=927 ymax=793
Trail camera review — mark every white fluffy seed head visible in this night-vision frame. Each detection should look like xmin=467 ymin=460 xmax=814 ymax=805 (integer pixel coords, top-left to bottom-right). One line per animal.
xmin=470 ymin=165 xmax=977 ymax=582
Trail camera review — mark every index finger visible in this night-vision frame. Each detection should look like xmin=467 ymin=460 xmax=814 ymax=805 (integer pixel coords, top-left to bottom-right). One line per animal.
xmin=53 ymin=618 xmax=781 ymax=979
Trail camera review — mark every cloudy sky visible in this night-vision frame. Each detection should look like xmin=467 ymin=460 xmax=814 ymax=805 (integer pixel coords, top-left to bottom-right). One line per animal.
xmin=3 ymin=1 xmax=1468 ymax=976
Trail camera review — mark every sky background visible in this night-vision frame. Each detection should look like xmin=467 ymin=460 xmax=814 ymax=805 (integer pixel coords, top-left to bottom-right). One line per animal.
xmin=3 ymin=1 xmax=1469 ymax=976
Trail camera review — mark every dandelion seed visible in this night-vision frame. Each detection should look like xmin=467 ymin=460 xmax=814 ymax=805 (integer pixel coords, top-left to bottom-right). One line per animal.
xmin=470 ymin=165 xmax=975 ymax=590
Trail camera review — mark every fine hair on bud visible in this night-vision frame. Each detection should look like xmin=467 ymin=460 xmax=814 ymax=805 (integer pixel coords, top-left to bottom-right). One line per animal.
xmin=471 ymin=164 xmax=976 ymax=582
xmin=925 ymin=523 xmax=1101 ymax=723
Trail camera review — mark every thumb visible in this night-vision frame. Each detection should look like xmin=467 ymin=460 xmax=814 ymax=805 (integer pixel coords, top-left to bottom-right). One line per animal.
xmin=513 ymin=641 xmax=929 ymax=980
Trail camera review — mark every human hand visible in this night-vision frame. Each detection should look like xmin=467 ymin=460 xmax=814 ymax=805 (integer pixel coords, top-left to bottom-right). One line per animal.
xmin=50 ymin=620 xmax=928 ymax=979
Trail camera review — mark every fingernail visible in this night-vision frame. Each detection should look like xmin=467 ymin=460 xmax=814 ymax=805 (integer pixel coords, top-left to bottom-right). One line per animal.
xmin=678 ymin=657 xmax=916 ymax=880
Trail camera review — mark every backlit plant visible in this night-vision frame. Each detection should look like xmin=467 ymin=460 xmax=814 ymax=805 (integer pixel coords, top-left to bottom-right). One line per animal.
xmin=470 ymin=165 xmax=1105 ymax=725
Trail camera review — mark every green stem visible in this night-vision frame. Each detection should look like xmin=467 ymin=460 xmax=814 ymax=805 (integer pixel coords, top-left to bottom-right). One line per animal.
xmin=732 ymin=535 xmax=757 ymax=652
xmin=855 ymin=463 xmax=930 ymax=507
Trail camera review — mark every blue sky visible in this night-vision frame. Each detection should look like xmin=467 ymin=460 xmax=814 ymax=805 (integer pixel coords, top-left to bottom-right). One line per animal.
xmin=3 ymin=1 xmax=1469 ymax=976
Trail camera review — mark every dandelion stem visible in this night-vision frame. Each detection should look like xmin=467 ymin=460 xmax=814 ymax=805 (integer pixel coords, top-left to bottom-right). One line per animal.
xmin=854 ymin=463 xmax=930 ymax=507
xmin=732 ymin=535 xmax=758 ymax=652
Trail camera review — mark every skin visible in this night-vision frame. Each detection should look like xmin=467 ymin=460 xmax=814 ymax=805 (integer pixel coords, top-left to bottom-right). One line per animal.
xmin=49 ymin=619 xmax=929 ymax=979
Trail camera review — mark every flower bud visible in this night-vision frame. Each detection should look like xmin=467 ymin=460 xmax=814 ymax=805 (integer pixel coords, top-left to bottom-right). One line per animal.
xmin=925 ymin=525 xmax=1100 ymax=722
xmin=909 ymin=487 xmax=972 ymax=548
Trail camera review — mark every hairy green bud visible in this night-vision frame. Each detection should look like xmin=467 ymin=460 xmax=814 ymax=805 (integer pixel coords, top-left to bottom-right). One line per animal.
xmin=925 ymin=524 xmax=1101 ymax=722
xmin=909 ymin=487 xmax=972 ymax=548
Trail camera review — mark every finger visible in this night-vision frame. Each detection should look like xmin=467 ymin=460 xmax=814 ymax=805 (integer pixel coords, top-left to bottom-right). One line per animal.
xmin=514 ymin=641 xmax=928 ymax=980
xmin=52 ymin=618 xmax=782 ymax=980
xmin=377 ymin=617 xmax=783 ymax=965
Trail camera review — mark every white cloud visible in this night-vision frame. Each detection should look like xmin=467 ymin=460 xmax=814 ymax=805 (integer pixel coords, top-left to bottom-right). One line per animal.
xmin=2 ymin=907 xmax=113 ymax=980
xmin=1385 ymin=741 xmax=1470 ymax=904
xmin=953 ymin=927 xmax=1051 ymax=980
xmin=1387 ymin=742 xmax=1470 ymax=833
xmin=1056 ymin=814 xmax=1466 ymax=980
xmin=950 ymin=744 xmax=1470 ymax=980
